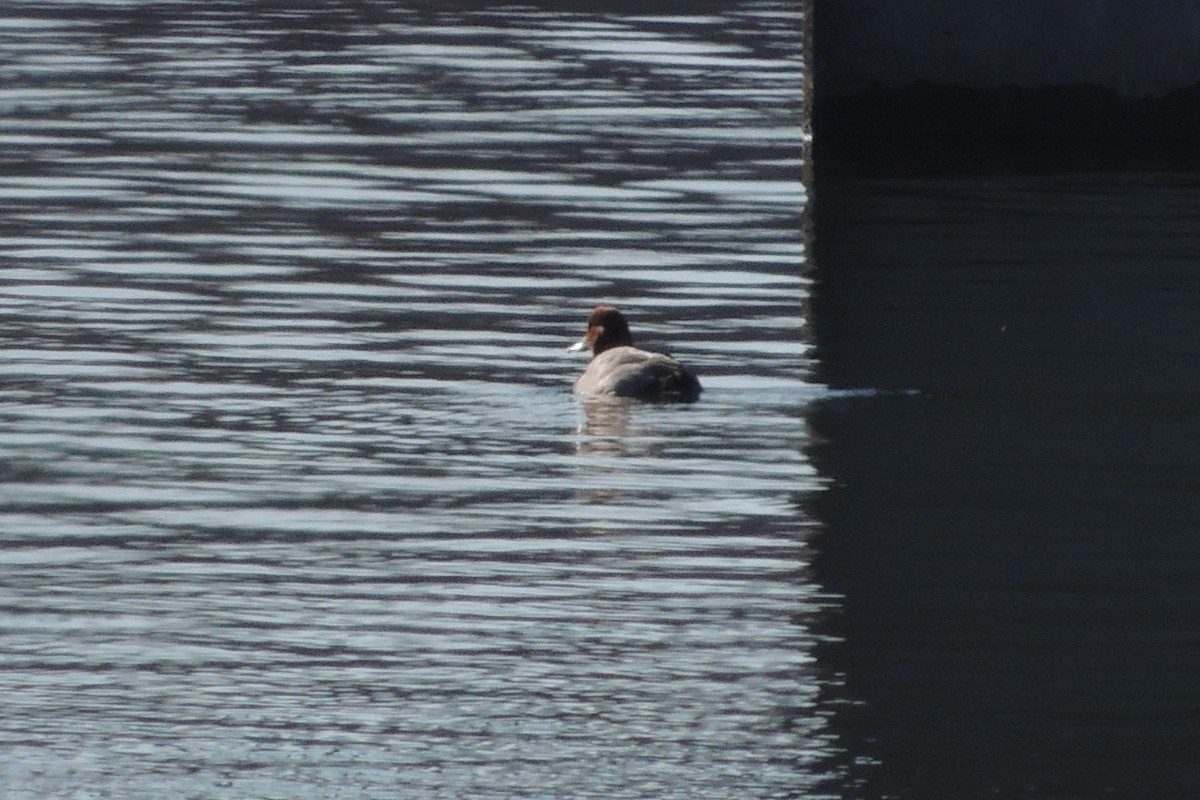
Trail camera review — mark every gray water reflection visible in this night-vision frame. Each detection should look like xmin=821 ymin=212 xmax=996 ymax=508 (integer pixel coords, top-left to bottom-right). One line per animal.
xmin=0 ymin=3 xmax=829 ymax=798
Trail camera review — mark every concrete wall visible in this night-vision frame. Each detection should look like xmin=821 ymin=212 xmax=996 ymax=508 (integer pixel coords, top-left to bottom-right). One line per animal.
xmin=817 ymin=0 xmax=1200 ymax=97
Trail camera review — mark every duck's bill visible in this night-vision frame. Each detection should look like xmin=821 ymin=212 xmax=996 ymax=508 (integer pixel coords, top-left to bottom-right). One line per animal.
xmin=567 ymin=340 xmax=586 ymax=352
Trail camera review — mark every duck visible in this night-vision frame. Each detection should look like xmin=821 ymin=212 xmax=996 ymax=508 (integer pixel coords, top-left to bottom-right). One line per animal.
xmin=568 ymin=305 xmax=702 ymax=402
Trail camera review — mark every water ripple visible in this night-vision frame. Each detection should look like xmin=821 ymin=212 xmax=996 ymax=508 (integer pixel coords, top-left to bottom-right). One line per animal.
xmin=0 ymin=3 xmax=832 ymax=799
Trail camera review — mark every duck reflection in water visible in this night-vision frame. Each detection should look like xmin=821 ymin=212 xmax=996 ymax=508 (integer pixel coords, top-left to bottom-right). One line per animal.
xmin=575 ymin=395 xmax=635 ymax=457
xmin=571 ymin=396 xmax=641 ymax=508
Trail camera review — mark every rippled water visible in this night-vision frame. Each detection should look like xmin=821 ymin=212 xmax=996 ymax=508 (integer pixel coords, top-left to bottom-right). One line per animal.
xmin=1 ymin=3 xmax=825 ymax=798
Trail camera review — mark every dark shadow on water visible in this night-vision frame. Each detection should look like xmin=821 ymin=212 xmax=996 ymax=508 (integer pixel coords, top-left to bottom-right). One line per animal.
xmin=810 ymin=153 xmax=1200 ymax=798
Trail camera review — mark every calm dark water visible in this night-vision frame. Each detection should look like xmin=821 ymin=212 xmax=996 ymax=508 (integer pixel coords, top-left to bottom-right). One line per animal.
xmin=813 ymin=169 xmax=1200 ymax=799
xmin=0 ymin=3 xmax=825 ymax=799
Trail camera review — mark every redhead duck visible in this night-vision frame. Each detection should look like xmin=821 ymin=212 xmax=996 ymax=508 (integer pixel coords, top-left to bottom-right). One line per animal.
xmin=568 ymin=305 xmax=702 ymax=402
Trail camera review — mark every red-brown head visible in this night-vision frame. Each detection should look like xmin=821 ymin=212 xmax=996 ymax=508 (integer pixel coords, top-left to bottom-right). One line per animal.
xmin=568 ymin=305 xmax=634 ymax=356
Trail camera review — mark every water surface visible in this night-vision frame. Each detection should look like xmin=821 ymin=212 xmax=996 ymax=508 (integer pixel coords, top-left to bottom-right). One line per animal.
xmin=813 ymin=167 xmax=1200 ymax=799
xmin=0 ymin=3 xmax=828 ymax=798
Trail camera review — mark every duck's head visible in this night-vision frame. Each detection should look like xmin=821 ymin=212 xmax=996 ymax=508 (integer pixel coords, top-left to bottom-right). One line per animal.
xmin=568 ymin=305 xmax=634 ymax=356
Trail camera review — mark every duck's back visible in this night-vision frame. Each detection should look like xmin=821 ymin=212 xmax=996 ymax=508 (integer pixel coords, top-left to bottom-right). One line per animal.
xmin=574 ymin=346 xmax=701 ymax=402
